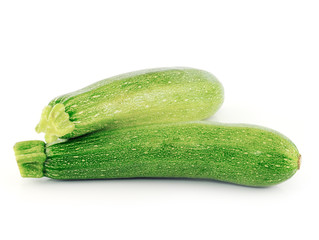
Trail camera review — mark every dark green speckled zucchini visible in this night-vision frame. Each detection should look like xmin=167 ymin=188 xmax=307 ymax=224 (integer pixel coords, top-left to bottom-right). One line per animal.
xmin=36 ymin=68 xmax=224 ymax=143
xmin=14 ymin=122 xmax=300 ymax=187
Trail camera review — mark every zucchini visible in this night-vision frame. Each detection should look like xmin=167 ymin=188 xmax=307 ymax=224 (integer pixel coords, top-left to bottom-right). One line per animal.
xmin=15 ymin=122 xmax=300 ymax=186
xmin=35 ymin=68 xmax=224 ymax=143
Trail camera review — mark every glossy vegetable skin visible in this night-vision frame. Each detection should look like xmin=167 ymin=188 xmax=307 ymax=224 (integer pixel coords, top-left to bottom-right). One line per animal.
xmin=35 ymin=68 xmax=224 ymax=143
xmin=15 ymin=122 xmax=300 ymax=186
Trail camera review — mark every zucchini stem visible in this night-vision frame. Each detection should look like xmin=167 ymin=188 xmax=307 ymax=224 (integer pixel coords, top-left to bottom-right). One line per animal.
xmin=298 ymin=154 xmax=301 ymax=170
xmin=13 ymin=140 xmax=46 ymax=178
xmin=35 ymin=104 xmax=75 ymax=143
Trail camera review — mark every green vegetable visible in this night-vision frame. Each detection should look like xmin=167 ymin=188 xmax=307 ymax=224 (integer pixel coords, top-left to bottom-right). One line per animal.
xmin=35 ymin=68 xmax=224 ymax=143
xmin=15 ymin=122 xmax=300 ymax=186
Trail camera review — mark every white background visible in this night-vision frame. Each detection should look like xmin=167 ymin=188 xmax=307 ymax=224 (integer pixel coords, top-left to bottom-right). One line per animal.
xmin=0 ymin=1 xmax=318 ymax=239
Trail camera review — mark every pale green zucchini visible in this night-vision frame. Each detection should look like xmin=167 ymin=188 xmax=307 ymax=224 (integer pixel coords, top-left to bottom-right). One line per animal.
xmin=15 ymin=122 xmax=300 ymax=187
xmin=36 ymin=68 xmax=224 ymax=143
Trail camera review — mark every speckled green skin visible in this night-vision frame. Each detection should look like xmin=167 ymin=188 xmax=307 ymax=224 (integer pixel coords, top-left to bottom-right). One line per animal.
xmin=20 ymin=122 xmax=300 ymax=186
xmin=36 ymin=68 xmax=224 ymax=142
